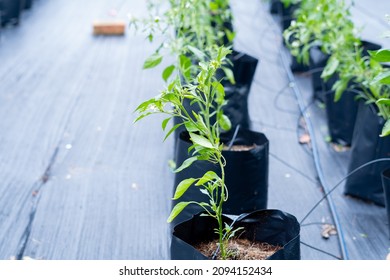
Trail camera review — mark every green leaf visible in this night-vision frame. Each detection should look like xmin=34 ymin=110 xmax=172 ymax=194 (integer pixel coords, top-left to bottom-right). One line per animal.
xmin=133 ymin=112 xmax=153 ymax=123
xmin=222 ymin=67 xmax=235 ymax=84
xmin=372 ymin=71 xmax=390 ymax=85
xmin=196 ymin=171 xmax=219 ymax=186
xmin=213 ymin=81 xmax=225 ymax=105
xmin=225 ymin=29 xmax=236 ymax=44
xmin=380 ymin=119 xmax=390 ymax=137
xmin=167 ymin=202 xmax=192 ymax=223
xmin=173 ymin=178 xmax=197 ymax=200
xmin=179 ymin=55 xmax=192 ymax=81
xmin=189 ymin=133 xmax=214 ymax=149
xmin=143 ymin=53 xmax=163 ymax=69
xmin=187 ymin=46 xmax=205 ymax=61
xmin=162 ymin=117 xmax=172 ymax=131
xmin=213 ymin=81 xmax=225 ymax=97
xmin=376 ymin=98 xmax=390 ymax=106
xmin=134 ymin=98 xmax=156 ymax=113
xmin=163 ymin=123 xmax=182 ymax=141
xmin=333 ymin=79 xmax=349 ymax=102
xmin=162 ymin=65 xmax=175 ymax=82
xmin=174 ymin=156 xmax=197 ymax=173
xmin=184 ymin=121 xmax=198 ymax=132
xmin=321 ymin=57 xmax=339 ymax=80
xmin=209 ymin=2 xmax=218 ymax=11
xmin=218 ymin=114 xmax=231 ymax=131
xmin=168 ymin=159 xmax=176 ymax=171
xmin=369 ymin=49 xmax=390 ymax=63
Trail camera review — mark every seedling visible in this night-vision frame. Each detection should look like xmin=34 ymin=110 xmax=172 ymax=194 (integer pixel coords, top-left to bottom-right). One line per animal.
xmin=135 ymin=46 xmax=240 ymax=259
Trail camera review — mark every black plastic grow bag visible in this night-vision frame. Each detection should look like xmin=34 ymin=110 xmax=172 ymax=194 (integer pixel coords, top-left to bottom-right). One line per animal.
xmin=310 ymin=41 xmax=381 ymax=104
xmin=324 ymin=78 xmax=358 ymax=146
xmin=171 ymin=209 xmax=301 ymax=260
xmin=344 ymin=102 xmax=390 ymax=206
xmin=280 ymin=2 xmax=298 ymax=31
xmin=24 ymin=0 xmax=33 ymax=10
xmin=1 ymin=0 xmax=22 ymax=26
xmin=173 ymin=83 xmax=251 ymax=142
xmin=171 ymin=129 xmax=269 ymax=227
xmin=269 ymin=0 xmax=283 ymax=15
xmin=381 ymin=168 xmax=390 ymax=239
xmin=309 ymin=46 xmax=329 ymax=102
xmin=216 ymin=50 xmax=259 ymax=88
xmin=316 ymin=41 xmax=382 ymax=145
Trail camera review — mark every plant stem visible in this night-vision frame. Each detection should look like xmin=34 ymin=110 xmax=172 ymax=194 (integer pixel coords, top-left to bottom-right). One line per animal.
xmin=217 ymin=152 xmax=226 ymax=259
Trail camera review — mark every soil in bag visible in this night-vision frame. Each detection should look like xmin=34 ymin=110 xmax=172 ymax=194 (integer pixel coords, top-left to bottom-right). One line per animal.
xmin=171 ymin=210 xmax=301 ymax=260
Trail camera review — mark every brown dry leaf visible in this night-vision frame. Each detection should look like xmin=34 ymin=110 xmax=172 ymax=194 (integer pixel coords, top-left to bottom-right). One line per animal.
xmin=331 ymin=143 xmax=351 ymax=152
xmin=299 ymin=133 xmax=311 ymax=144
xmin=322 ymin=224 xmax=337 ymax=239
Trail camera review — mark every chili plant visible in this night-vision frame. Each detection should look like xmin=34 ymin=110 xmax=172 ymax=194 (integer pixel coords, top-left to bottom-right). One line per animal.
xmin=135 ymin=46 xmax=241 ymax=259
xmin=132 ymin=0 xmax=234 ymax=83
xmin=284 ymin=0 xmax=390 ymax=136
xmin=370 ymin=48 xmax=390 ymax=137
xmin=283 ymin=0 xmax=357 ymax=66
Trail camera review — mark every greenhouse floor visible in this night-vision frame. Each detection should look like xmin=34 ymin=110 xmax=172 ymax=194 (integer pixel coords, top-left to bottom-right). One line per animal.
xmin=0 ymin=0 xmax=389 ymax=260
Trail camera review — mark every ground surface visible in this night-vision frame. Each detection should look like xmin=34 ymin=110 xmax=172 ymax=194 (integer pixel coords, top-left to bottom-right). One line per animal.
xmin=0 ymin=0 xmax=389 ymax=260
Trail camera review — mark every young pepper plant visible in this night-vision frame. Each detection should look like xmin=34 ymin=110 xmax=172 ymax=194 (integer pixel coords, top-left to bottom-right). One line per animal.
xmin=132 ymin=0 xmax=235 ymax=84
xmin=283 ymin=0 xmax=357 ymax=66
xmin=134 ymin=46 xmax=240 ymax=259
xmin=370 ymin=48 xmax=390 ymax=137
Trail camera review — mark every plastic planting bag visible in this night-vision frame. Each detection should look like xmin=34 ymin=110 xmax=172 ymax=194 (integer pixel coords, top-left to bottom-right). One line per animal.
xmin=171 ymin=209 xmax=301 ymax=260
xmin=381 ymin=169 xmax=390 ymax=238
xmin=171 ymin=129 xmax=269 ymax=227
xmin=344 ymin=102 xmax=390 ymax=206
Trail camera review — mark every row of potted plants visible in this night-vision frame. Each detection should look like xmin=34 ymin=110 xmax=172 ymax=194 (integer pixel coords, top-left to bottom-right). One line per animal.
xmin=0 ymin=0 xmax=33 ymax=27
xmin=133 ymin=0 xmax=300 ymax=260
xmin=275 ymin=0 xmax=390 ymax=236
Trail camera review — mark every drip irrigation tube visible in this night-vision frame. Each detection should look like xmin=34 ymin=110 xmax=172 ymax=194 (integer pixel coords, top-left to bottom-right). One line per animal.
xmin=254 ymin=4 xmax=352 ymax=258
xmin=278 ymin=47 xmax=350 ymax=260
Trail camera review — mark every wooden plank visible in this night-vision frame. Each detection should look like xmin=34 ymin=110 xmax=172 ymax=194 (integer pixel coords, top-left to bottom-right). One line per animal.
xmin=93 ymin=21 xmax=126 ymax=35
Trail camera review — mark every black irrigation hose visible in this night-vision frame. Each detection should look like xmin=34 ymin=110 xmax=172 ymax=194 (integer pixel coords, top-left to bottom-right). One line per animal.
xmin=273 ymin=83 xmax=300 ymax=115
xmin=227 ymin=124 xmax=241 ymax=150
xmin=300 ymin=158 xmax=390 ymax=225
xmin=300 ymin=241 xmax=342 ymax=260
xmin=278 ymin=46 xmax=350 ymax=260
xmin=253 ymin=2 xmax=390 ymax=260
xmin=258 ymin=5 xmax=351 ymax=258
xmin=297 ymin=67 xmax=325 ymax=76
xmin=296 ymin=100 xmax=317 ymax=157
xmin=255 ymin=4 xmax=346 ymax=259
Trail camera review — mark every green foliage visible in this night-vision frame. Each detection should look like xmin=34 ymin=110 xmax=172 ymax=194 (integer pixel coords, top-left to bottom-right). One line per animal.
xmin=135 ymin=46 xmax=235 ymax=259
xmin=143 ymin=53 xmax=163 ymax=69
xmin=380 ymin=119 xmax=390 ymax=137
xmin=284 ymin=0 xmax=357 ymax=66
xmin=284 ymin=0 xmax=390 ymax=137
xmin=133 ymin=0 xmax=235 ymax=84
